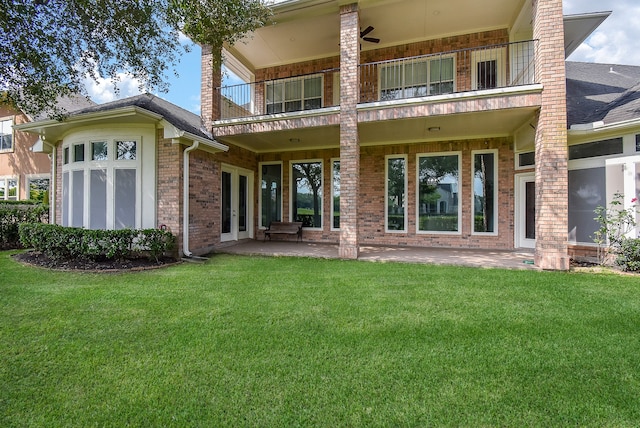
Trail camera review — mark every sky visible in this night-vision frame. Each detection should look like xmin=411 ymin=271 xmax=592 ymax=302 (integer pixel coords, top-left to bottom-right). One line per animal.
xmin=83 ymin=0 xmax=640 ymax=115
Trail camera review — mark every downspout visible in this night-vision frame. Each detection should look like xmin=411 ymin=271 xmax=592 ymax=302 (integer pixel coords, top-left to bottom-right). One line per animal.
xmin=182 ymin=141 xmax=199 ymax=257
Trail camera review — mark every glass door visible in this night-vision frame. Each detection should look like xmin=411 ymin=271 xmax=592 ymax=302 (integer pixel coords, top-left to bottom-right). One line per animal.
xmin=515 ymin=173 xmax=535 ymax=248
xmin=221 ymin=165 xmax=253 ymax=242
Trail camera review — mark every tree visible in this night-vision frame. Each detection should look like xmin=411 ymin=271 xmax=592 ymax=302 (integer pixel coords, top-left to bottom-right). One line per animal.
xmin=0 ymin=0 xmax=271 ymax=118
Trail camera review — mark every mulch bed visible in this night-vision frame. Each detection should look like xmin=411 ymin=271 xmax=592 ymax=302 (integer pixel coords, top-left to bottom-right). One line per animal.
xmin=13 ymin=251 xmax=179 ymax=272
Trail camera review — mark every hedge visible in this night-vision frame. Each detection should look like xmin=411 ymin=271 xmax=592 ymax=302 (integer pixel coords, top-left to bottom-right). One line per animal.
xmin=19 ymin=223 xmax=175 ymax=263
xmin=0 ymin=202 xmax=49 ymax=249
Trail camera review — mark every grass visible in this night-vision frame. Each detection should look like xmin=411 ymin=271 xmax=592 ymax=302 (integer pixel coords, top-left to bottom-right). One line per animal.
xmin=2 ymin=251 xmax=640 ymax=427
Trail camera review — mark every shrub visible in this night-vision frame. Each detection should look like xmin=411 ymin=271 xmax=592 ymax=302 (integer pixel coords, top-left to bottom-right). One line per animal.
xmin=0 ymin=202 xmax=49 ymax=249
xmin=19 ymin=223 xmax=175 ymax=263
xmin=615 ymin=238 xmax=640 ymax=272
xmin=593 ymin=193 xmax=640 ymax=271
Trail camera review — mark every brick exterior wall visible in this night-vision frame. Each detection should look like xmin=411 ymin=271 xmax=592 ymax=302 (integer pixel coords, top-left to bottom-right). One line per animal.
xmin=236 ymin=136 xmax=514 ymax=249
xmin=533 ymin=0 xmax=569 ymax=270
xmin=157 ymin=131 xmax=183 ymax=256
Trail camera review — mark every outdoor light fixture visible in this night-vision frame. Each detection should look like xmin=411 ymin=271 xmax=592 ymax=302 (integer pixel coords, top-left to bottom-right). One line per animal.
xmin=428 ymin=126 xmax=440 ymax=132
xmin=289 ymin=138 xmax=301 ymax=143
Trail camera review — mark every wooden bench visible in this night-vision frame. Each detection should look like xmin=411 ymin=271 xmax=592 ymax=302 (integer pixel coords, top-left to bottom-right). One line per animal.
xmin=264 ymin=221 xmax=303 ymax=242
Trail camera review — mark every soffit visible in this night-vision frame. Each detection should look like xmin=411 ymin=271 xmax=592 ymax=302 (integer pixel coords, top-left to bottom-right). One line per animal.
xmin=229 ymin=0 xmax=527 ymax=70
xmin=214 ymin=107 xmax=538 ymax=153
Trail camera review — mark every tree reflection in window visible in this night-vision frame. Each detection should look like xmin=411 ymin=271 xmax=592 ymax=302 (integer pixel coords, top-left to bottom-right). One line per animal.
xmin=292 ymin=161 xmax=322 ymax=228
xmin=418 ymin=154 xmax=459 ymax=232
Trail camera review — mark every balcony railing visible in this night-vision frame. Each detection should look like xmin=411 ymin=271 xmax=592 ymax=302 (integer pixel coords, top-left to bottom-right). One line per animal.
xmin=217 ymin=40 xmax=536 ymax=120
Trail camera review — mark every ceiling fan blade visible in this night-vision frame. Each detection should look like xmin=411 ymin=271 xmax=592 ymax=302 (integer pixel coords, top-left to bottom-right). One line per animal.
xmin=360 ymin=26 xmax=374 ymax=38
xmin=363 ymin=37 xmax=380 ymax=43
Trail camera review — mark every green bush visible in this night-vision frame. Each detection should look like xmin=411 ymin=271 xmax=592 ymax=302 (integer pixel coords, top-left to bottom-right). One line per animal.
xmin=0 ymin=202 xmax=49 ymax=249
xmin=19 ymin=223 xmax=175 ymax=263
xmin=615 ymin=238 xmax=640 ymax=272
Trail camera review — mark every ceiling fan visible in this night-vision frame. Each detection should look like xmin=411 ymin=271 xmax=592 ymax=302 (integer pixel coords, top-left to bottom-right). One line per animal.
xmin=360 ymin=26 xmax=380 ymax=44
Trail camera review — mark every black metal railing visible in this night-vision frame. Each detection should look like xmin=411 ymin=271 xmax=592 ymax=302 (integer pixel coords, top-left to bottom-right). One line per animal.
xmin=216 ymin=40 xmax=537 ymax=120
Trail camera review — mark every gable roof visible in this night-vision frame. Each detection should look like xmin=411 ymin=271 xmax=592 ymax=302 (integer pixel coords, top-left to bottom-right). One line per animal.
xmin=566 ymin=61 xmax=640 ymax=127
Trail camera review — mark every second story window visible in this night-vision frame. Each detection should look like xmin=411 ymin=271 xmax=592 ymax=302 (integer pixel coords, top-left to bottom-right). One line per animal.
xmin=380 ymin=56 xmax=454 ymax=101
xmin=265 ymin=75 xmax=322 ymax=114
xmin=0 ymin=118 xmax=13 ymax=151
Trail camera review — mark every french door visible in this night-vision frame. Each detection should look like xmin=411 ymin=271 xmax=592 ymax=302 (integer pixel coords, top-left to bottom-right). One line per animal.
xmin=221 ymin=165 xmax=253 ymax=242
xmin=515 ymin=173 xmax=536 ymax=248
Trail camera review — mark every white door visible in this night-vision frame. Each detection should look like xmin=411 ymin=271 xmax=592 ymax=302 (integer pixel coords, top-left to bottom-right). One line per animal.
xmin=515 ymin=173 xmax=536 ymax=248
xmin=221 ymin=165 xmax=254 ymax=242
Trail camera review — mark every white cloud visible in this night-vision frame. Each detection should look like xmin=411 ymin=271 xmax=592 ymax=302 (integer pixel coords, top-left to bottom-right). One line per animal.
xmin=82 ymin=71 xmax=145 ymax=104
xmin=564 ymin=0 xmax=640 ymax=66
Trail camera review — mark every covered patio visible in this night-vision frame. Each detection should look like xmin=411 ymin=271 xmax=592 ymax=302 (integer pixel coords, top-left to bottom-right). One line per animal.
xmin=217 ymin=240 xmax=538 ymax=270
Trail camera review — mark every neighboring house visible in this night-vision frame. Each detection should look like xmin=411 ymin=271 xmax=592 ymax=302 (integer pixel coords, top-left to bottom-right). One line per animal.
xmin=0 ymin=96 xmax=93 ymax=202
xmin=18 ymin=0 xmax=635 ymax=270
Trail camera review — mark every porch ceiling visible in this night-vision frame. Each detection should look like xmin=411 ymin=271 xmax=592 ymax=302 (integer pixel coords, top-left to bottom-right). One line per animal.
xmin=229 ymin=0 xmax=528 ymax=70
xmin=213 ymin=106 xmax=538 ymax=153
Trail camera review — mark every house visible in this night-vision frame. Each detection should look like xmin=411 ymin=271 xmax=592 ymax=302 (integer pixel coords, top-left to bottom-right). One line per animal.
xmin=0 ymin=95 xmax=93 ymax=201
xmin=17 ymin=0 xmax=634 ymax=270
xmin=564 ymin=61 xmax=640 ymax=260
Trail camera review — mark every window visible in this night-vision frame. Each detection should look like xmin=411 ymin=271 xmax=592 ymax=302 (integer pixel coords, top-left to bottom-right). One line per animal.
xmin=417 ymin=153 xmax=460 ymax=232
xmin=569 ymin=138 xmax=623 ymax=160
xmin=0 ymin=118 xmax=13 ymax=151
xmin=473 ymin=151 xmax=497 ymax=234
xmin=27 ymin=176 xmax=50 ymax=202
xmin=266 ymin=75 xmax=322 ymax=114
xmin=380 ymin=56 xmax=454 ymax=101
xmin=332 ymin=160 xmax=340 ymax=229
xmin=73 ymin=143 xmax=85 ymax=162
xmin=0 ymin=177 xmax=18 ymax=200
xmin=386 ymin=156 xmax=407 ymax=232
xmin=636 ymin=134 xmax=640 ymax=152
xmin=92 ymin=141 xmax=108 ymax=161
xmin=472 ymin=48 xmax=506 ymax=90
xmin=517 ymin=151 xmax=535 ymax=168
xmin=260 ymin=163 xmax=282 ymax=228
xmin=568 ymin=167 xmax=605 ymax=243
xmin=116 ymin=140 xmax=136 ymax=160
xmin=62 ymin=138 xmax=140 ymax=229
xmin=292 ymin=161 xmax=323 ymax=228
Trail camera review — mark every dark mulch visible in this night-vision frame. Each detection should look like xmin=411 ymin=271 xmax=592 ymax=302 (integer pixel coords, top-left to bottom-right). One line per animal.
xmin=13 ymin=251 xmax=179 ymax=272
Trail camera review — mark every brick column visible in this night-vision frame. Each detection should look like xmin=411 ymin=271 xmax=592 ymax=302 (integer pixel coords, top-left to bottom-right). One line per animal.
xmin=338 ymin=3 xmax=360 ymax=259
xmin=200 ymin=45 xmax=222 ymax=128
xmin=533 ymin=0 xmax=569 ymax=270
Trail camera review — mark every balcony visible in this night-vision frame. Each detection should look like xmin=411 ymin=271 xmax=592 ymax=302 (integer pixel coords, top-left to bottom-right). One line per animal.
xmin=216 ymin=40 xmax=537 ymax=122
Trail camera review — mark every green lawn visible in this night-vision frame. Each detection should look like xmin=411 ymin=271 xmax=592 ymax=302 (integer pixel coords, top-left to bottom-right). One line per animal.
xmin=2 ymin=251 xmax=640 ymax=427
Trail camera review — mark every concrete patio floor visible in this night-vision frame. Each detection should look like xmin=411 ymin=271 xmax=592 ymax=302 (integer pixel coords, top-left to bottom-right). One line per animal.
xmin=216 ymin=240 xmax=538 ymax=270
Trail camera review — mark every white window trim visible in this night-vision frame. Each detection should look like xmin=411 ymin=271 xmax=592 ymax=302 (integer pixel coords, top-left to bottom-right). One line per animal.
xmin=0 ymin=176 xmax=18 ymax=201
xmin=415 ymin=151 xmax=462 ymax=235
xmin=259 ymin=161 xmax=283 ymax=229
xmin=471 ymin=47 xmax=507 ymax=90
xmin=0 ymin=116 xmax=14 ymax=153
xmin=331 ymin=157 xmax=340 ymax=231
xmin=385 ymin=154 xmax=408 ymax=233
xmin=61 ymin=138 xmax=141 ymax=229
xmin=290 ymin=158 xmax=324 ymax=231
xmin=471 ymin=149 xmax=499 ymax=236
xmin=265 ymin=73 xmax=324 ymax=114
xmin=515 ymin=150 xmax=535 ymax=170
xmin=378 ymin=55 xmax=456 ymax=100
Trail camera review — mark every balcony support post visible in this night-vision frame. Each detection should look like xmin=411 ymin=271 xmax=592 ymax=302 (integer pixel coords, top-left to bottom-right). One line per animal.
xmin=533 ymin=0 xmax=569 ymax=270
xmin=338 ymin=3 xmax=360 ymax=259
xmin=201 ymin=45 xmax=222 ymax=128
